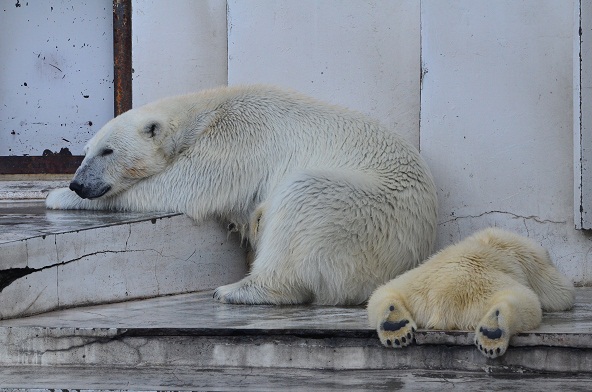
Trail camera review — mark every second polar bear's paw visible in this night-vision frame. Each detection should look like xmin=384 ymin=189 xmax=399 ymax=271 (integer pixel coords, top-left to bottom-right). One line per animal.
xmin=475 ymin=308 xmax=510 ymax=358
xmin=377 ymin=304 xmax=417 ymax=348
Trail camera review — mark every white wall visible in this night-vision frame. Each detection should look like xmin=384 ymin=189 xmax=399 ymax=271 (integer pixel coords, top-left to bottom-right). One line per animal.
xmin=421 ymin=0 xmax=591 ymax=283
xmin=3 ymin=1 xmax=590 ymax=284
xmin=227 ymin=0 xmax=421 ymax=146
xmin=0 ymin=1 xmax=113 ymax=156
xmin=131 ymin=0 xmax=227 ymax=107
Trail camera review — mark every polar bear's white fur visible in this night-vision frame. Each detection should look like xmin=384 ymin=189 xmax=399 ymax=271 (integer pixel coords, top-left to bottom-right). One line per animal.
xmin=46 ymin=85 xmax=438 ymax=305
xmin=367 ymin=228 xmax=575 ymax=358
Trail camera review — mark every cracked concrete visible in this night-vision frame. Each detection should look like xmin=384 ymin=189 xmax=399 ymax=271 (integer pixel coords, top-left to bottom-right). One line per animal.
xmin=438 ymin=210 xmax=567 ymax=226
xmin=0 ymin=289 xmax=589 ymax=375
xmin=0 ymin=202 xmax=248 ymax=319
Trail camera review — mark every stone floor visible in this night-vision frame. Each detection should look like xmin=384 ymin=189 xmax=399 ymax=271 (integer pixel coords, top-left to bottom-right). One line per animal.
xmin=1 ymin=366 xmax=592 ymax=391
xmin=0 ymin=288 xmax=590 ymax=390
xmin=1 ymin=288 xmax=591 ymax=340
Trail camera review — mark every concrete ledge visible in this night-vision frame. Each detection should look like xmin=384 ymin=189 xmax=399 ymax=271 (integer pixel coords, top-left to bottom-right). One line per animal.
xmin=0 ymin=202 xmax=248 ymax=319
xmin=0 ymin=290 xmax=590 ymax=375
xmin=0 ymin=179 xmax=68 ymax=200
xmin=0 ymin=330 xmax=590 ymax=375
xmin=2 ymin=366 xmax=592 ymax=391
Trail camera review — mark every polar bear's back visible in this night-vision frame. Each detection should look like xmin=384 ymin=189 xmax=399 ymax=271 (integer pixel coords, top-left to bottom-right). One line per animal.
xmin=399 ymin=228 xmax=574 ymax=327
xmin=174 ymin=85 xmax=421 ymax=167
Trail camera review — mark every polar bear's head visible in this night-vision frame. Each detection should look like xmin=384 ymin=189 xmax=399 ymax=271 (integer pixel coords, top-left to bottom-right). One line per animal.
xmin=69 ymin=108 xmax=172 ymax=199
xmin=68 ymin=99 xmax=208 ymax=199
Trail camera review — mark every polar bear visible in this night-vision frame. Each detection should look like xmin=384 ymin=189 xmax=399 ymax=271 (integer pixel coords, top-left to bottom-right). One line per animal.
xmin=46 ymin=85 xmax=438 ymax=305
xmin=367 ymin=228 xmax=575 ymax=358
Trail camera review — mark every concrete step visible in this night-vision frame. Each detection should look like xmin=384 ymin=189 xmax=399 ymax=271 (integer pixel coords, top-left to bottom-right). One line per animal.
xmin=0 ymin=196 xmax=247 ymax=319
xmin=0 ymin=288 xmax=589 ymax=389
xmin=1 ymin=366 xmax=592 ymax=391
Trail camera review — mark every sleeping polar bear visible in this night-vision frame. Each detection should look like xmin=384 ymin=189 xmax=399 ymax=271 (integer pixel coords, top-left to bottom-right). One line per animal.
xmin=46 ymin=85 xmax=438 ymax=305
xmin=367 ymin=228 xmax=575 ymax=358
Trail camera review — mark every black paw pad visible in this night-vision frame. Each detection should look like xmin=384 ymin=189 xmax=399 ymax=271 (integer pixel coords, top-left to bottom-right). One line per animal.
xmin=479 ymin=326 xmax=503 ymax=339
xmin=382 ymin=319 xmax=409 ymax=332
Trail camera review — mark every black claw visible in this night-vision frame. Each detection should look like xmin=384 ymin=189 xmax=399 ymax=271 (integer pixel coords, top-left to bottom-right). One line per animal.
xmin=412 ymin=337 xmax=417 ymax=344
xmin=394 ymin=339 xmax=400 ymax=346
xmin=489 ymin=349 xmax=494 ymax=355
xmin=386 ymin=339 xmax=392 ymax=346
xmin=401 ymin=337 xmax=406 ymax=343
xmin=496 ymin=348 xmax=501 ymax=354
xmin=407 ymin=332 xmax=412 ymax=339
xmin=412 ymin=327 xmax=416 ymax=333
xmin=495 ymin=310 xmax=499 ymax=316
xmin=389 ymin=305 xmax=395 ymax=311
xmin=479 ymin=344 xmax=483 ymax=351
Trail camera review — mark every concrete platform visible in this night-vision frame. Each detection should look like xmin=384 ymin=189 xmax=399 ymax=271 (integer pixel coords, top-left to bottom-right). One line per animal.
xmin=0 ymin=288 xmax=589 ymax=390
xmin=0 ymin=199 xmax=247 ymax=319
xmin=1 ymin=366 xmax=591 ymax=391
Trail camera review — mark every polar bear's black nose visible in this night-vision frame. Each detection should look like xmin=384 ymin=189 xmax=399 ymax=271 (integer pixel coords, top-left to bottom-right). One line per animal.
xmin=69 ymin=180 xmax=84 ymax=194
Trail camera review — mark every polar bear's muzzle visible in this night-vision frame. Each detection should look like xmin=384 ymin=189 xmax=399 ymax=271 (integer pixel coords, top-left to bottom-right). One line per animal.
xmin=69 ymin=180 xmax=112 ymax=199
xmin=69 ymin=158 xmax=113 ymax=199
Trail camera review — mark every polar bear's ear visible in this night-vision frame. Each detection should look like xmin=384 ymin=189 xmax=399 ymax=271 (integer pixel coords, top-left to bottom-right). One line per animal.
xmin=143 ymin=121 xmax=161 ymax=138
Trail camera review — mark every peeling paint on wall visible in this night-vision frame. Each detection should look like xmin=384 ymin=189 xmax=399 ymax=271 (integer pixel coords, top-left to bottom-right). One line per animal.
xmin=0 ymin=1 xmax=114 ymax=156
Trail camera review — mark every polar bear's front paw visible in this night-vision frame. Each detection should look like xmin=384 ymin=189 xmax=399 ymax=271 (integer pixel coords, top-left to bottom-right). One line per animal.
xmin=45 ymin=187 xmax=83 ymax=210
xmin=475 ymin=308 xmax=510 ymax=358
xmin=377 ymin=303 xmax=417 ymax=348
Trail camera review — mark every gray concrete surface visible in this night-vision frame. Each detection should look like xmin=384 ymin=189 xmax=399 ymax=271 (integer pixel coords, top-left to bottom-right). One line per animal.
xmin=0 ymin=366 xmax=591 ymax=391
xmin=0 ymin=201 xmax=248 ymax=319
xmin=0 ymin=289 xmax=589 ymax=376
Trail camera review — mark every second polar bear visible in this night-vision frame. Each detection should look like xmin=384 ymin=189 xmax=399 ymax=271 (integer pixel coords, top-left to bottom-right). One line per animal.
xmin=367 ymin=228 xmax=574 ymax=358
xmin=45 ymin=85 xmax=438 ymax=305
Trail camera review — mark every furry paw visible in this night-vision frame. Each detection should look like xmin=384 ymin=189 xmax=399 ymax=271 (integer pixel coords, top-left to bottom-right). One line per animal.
xmin=475 ymin=308 xmax=509 ymax=358
xmin=377 ymin=304 xmax=417 ymax=348
xmin=45 ymin=187 xmax=82 ymax=209
xmin=214 ymin=280 xmax=272 ymax=305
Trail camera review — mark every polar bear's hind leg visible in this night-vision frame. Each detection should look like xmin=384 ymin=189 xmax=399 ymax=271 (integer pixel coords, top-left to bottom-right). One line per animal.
xmin=378 ymin=302 xmax=417 ymax=348
xmin=475 ymin=285 xmax=542 ymax=358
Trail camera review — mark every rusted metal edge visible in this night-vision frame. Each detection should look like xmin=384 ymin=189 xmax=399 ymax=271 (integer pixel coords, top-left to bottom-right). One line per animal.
xmin=113 ymin=0 xmax=133 ymax=116
xmin=0 ymin=156 xmax=84 ymax=175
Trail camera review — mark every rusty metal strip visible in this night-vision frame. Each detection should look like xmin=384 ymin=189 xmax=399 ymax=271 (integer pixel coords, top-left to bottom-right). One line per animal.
xmin=113 ymin=0 xmax=132 ymax=116
xmin=0 ymin=156 xmax=84 ymax=175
